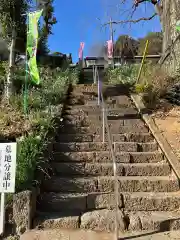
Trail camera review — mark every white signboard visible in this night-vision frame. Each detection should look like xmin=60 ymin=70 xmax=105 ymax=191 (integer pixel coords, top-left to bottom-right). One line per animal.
xmin=0 ymin=143 xmax=17 ymax=193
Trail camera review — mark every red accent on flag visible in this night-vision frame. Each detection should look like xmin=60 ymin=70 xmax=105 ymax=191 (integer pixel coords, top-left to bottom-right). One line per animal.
xmin=79 ymin=42 xmax=85 ymax=60
xmin=107 ymin=40 xmax=113 ymax=58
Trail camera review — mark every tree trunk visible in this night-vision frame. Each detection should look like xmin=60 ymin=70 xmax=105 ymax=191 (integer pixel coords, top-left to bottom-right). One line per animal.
xmin=159 ymin=0 xmax=180 ymax=76
xmin=4 ymin=29 xmax=16 ymax=100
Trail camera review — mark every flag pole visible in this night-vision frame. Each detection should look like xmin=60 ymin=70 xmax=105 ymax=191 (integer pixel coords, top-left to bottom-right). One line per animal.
xmin=109 ymin=17 xmax=114 ymax=69
xmin=24 ymin=14 xmax=29 ymax=116
xmin=136 ymin=40 xmax=149 ymax=84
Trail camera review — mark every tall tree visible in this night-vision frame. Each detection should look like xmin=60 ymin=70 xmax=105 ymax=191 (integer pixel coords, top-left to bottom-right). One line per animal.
xmin=114 ymin=35 xmax=139 ymax=58
xmin=138 ymin=32 xmax=163 ymax=55
xmin=0 ymin=0 xmax=30 ymax=99
xmin=37 ymin=0 xmax=57 ymax=55
xmin=103 ymin=0 xmax=180 ymax=76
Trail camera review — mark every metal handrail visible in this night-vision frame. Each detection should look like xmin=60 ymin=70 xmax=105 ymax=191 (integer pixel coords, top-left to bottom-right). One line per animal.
xmin=96 ymin=68 xmax=119 ymax=240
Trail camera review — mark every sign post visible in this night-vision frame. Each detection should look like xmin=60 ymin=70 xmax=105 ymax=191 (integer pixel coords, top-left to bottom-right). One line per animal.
xmin=0 ymin=142 xmax=17 ymax=236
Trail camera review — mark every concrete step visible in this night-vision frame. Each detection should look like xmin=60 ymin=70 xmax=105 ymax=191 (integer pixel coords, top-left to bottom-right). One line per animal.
xmin=51 ymin=162 xmax=171 ymax=176
xmin=38 ymin=191 xmax=180 ymax=212
xmin=42 ymin=175 xmax=179 ymax=193
xmin=58 ymin=125 xmax=149 ymax=134
xmin=53 ymin=151 xmax=164 ymax=163
xmin=34 ymin=209 xmax=180 ymax=232
xmin=53 ymin=142 xmax=158 ymax=152
xmin=56 ymin=133 xmax=154 ymax=143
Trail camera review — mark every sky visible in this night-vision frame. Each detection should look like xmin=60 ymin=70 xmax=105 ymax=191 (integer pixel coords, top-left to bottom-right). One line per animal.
xmin=48 ymin=0 xmax=161 ymax=63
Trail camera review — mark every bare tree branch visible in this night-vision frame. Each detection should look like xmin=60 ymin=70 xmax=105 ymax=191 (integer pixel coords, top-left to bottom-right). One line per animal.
xmin=102 ymin=13 xmax=157 ymax=26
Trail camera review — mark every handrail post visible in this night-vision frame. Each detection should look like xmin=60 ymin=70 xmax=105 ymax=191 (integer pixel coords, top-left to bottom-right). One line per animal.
xmin=98 ymin=73 xmax=100 ymax=106
xmin=93 ymin=65 xmax=95 ymax=84
xmin=102 ymin=107 xmax=105 ymax=143
xmin=114 ymin=159 xmax=119 ymax=240
xmin=94 ymin=65 xmax=97 ymax=84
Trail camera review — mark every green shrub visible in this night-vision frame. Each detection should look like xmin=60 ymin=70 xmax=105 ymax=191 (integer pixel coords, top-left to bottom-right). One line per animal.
xmin=16 ymin=134 xmax=44 ymax=190
xmin=107 ymin=65 xmax=139 ymax=85
xmin=0 ymin=66 xmax=79 ymax=193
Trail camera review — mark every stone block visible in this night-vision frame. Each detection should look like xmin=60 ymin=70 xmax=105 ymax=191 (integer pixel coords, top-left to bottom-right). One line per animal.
xmin=124 ymin=192 xmax=180 ymax=211
xmin=34 ymin=213 xmax=79 ymax=229
xmin=130 ymin=152 xmax=163 ymax=163
xmin=138 ymin=143 xmax=158 ymax=152
xmin=43 ymin=177 xmax=98 ymax=193
xmin=38 ymin=193 xmax=87 ymax=212
xmin=87 ymin=193 xmax=123 ymax=210
xmin=80 ymin=209 xmax=126 ymax=232
xmin=13 ymin=189 xmax=37 ymax=235
xmin=114 ymin=142 xmax=137 ymax=152
xmin=123 ymin=162 xmax=171 ymax=176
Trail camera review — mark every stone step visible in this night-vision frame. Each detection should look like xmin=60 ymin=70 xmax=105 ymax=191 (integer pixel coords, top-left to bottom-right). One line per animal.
xmin=67 ymin=98 xmax=85 ymax=106
xmin=38 ymin=191 xmax=180 ymax=212
xmin=80 ymin=210 xmax=180 ymax=232
xmin=53 ymin=151 xmax=164 ymax=163
xmin=62 ymin=114 xmax=141 ymax=122
xmin=34 ymin=209 xmax=180 ymax=232
xmin=106 ymin=95 xmax=133 ymax=107
xmin=19 ymin=229 xmax=180 ymax=240
xmin=51 ymin=162 xmax=170 ymax=176
xmin=127 ymin=211 xmax=180 ymax=231
xmin=34 ymin=211 xmax=80 ymax=230
xmin=42 ymin=176 xmax=179 ymax=193
xmin=37 ymin=193 xmax=88 ymax=212
xmin=123 ymin=192 xmax=180 ymax=211
xmin=61 ymin=118 xmax=146 ymax=128
xmin=66 ymin=103 xmax=135 ymax=111
xmin=53 ymin=142 xmax=158 ymax=152
xmin=64 ymin=108 xmax=138 ymax=116
xmin=56 ymin=133 xmax=154 ymax=143
xmin=58 ymin=125 xmax=149 ymax=134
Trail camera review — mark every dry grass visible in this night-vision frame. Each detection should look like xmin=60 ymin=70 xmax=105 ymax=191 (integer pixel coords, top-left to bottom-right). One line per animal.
xmin=0 ymin=104 xmax=31 ymax=139
xmin=135 ymin=66 xmax=178 ymax=109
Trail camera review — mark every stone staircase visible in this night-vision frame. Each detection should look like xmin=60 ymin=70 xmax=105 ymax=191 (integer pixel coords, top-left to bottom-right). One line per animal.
xmin=34 ymin=84 xmax=180 ymax=233
xmin=80 ymin=66 xmax=105 ymax=84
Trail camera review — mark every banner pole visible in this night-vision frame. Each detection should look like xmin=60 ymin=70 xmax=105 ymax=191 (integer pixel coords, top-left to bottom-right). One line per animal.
xmin=24 ymin=15 xmax=29 ymax=116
